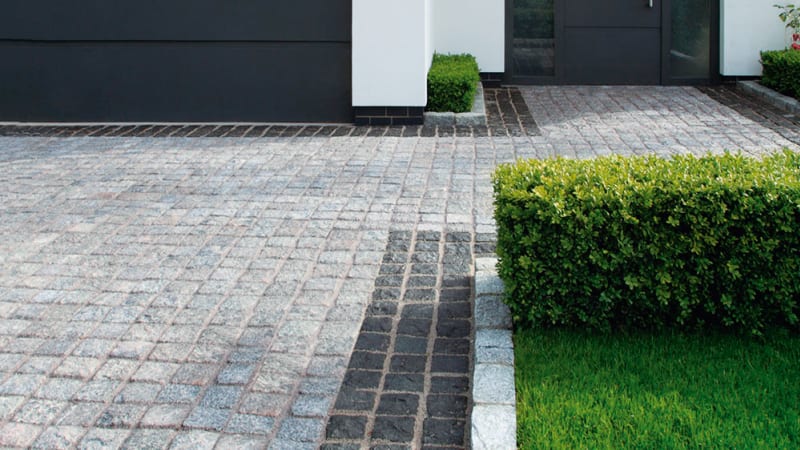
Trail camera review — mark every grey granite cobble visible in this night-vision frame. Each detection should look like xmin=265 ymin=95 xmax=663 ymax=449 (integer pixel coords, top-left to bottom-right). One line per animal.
xmin=471 ymin=257 xmax=516 ymax=450
xmin=0 ymin=86 xmax=795 ymax=448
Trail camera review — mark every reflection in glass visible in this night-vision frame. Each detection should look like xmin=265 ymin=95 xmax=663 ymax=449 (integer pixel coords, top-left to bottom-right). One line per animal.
xmin=671 ymin=0 xmax=711 ymax=79
xmin=513 ymin=0 xmax=555 ymax=77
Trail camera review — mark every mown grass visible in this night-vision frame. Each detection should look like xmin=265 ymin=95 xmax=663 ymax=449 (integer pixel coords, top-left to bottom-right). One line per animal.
xmin=515 ymin=328 xmax=800 ymax=449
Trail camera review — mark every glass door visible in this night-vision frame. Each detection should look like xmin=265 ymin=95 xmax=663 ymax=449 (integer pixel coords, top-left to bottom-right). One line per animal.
xmin=668 ymin=0 xmax=716 ymax=82
xmin=508 ymin=0 xmax=555 ymax=80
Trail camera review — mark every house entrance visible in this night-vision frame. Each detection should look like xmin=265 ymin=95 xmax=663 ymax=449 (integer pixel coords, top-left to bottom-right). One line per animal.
xmin=507 ymin=0 xmax=719 ymax=85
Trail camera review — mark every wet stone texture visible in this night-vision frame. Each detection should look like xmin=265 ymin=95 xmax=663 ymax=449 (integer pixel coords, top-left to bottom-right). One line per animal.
xmin=322 ymin=231 xmax=474 ymax=449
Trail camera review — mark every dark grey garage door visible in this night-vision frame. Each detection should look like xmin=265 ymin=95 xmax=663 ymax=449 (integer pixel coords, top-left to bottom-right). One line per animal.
xmin=0 ymin=1 xmax=352 ymax=122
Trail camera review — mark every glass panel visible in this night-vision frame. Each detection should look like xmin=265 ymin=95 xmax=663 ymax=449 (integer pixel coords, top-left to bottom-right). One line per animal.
xmin=512 ymin=0 xmax=555 ymax=77
xmin=671 ymin=0 xmax=711 ymax=79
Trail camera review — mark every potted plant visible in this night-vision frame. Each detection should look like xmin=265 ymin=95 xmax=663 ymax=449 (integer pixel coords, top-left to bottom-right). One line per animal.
xmin=775 ymin=3 xmax=800 ymax=49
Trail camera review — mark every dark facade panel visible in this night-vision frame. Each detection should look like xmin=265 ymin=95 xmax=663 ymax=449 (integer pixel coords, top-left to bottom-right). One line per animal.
xmin=0 ymin=42 xmax=352 ymax=122
xmin=1 ymin=0 xmax=351 ymax=42
xmin=564 ymin=0 xmax=660 ymax=28
xmin=563 ymin=28 xmax=660 ymax=84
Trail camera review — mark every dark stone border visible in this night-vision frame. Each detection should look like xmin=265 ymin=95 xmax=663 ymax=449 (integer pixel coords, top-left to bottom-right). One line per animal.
xmin=322 ymin=230 xmax=478 ymax=449
xmin=698 ymin=85 xmax=800 ymax=146
xmin=0 ymin=88 xmax=541 ymax=138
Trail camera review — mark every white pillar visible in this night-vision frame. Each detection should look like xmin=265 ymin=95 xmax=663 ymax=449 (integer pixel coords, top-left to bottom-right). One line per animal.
xmin=721 ymin=0 xmax=786 ymax=76
xmin=352 ymin=0 xmax=432 ymax=107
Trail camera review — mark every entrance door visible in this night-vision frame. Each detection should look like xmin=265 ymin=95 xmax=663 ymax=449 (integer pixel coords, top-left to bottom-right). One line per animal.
xmin=562 ymin=0 xmax=661 ymax=84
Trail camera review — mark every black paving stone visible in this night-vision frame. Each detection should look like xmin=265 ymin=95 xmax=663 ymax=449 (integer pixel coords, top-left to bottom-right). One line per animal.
xmin=442 ymin=276 xmax=470 ymax=288
xmin=390 ymin=355 xmax=427 ymax=374
xmin=383 ymin=373 xmax=425 ymax=393
xmin=396 ymin=318 xmax=431 ymax=337
xmin=422 ymin=418 xmax=466 ymax=446
xmin=445 ymin=232 xmax=471 ymax=242
xmin=382 ymin=253 xmax=408 ymax=264
xmin=431 ymin=355 xmax=469 ymax=373
xmin=426 ymin=395 xmax=468 ymax=418
xmin=326 ymin=415 xmax=368 ymax=439
xmin=348 ymin=351 xmax=387 ymax=370
xmin=375 ymin=275 xmax=404 ymax=288
xmin=435 ymin=319 xmax=470 ymax=338
xmin=438 ymin=302 xmax=471 ymax=319
xmin=355 ymin=333 xmax=390 ymax=352
xmin=430 ymin=376 xmax=470 ymax=394
xmin=414 ymin=241 xmax=439 ymax=252
xmin=393 ymin=336 xmax=428 ymax=355
xmin=334 ymin=389 xmax=376 ymax=411
xmin=372 ymin=416 xmax=416 ymax=443
xmin=410 ymin=264 xmax=437 ymax=275
xmin=376 ymin=393 xmax=419 ymax=416
xmin=387 ymin=239 xmax=410 ymax=252
xmin=331 ymin=126 xmax=354 ymax=137
xmin=400 ymin=304 xmax=434 ymax=319
xmin=401 ymin=126 xmax=420 ymax=137
xmin=366 ymin=302 xmax=398 ymax=317
xmin=403 ymin=289 xmax=436 ymax=302
xmin=416 ymin=231 xmax=441 ymax=241
xmin=411 ymin=252 xmax=439 ymax=264
xmin=407 ymin=276 xmax=437 ymax=288
xmin=379 ymin=264 xmax=406 ymax=275
xmin=433 ymin=338 xmax=470 ymax=355
xmin=361 ymin=317 xmax=394 ymax=333
xmin=439 ymin=288 xmax=470 ymax=302
xmin=373 ymin=288 xmax=401 ymax=301
xmin=342 ymin=370 xmax=383 ymax=390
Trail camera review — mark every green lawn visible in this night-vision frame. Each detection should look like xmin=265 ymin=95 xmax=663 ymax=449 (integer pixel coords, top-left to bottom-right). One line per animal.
xmin=515 ymin=329 xmax=800 ymax=449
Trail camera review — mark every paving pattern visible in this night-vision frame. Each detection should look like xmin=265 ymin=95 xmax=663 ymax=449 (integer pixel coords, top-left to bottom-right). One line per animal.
xmin=0 ymin=86 xmax=795 ymax=449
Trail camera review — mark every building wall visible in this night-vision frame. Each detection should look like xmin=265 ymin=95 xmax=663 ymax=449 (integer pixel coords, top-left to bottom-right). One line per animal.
xmin=721 ymin=0 xmax=786 ymax=76
xmin=433 ymin=0 xmax=505 ymax=72
xmin=352 ymin=0 xmax=430 ymax=107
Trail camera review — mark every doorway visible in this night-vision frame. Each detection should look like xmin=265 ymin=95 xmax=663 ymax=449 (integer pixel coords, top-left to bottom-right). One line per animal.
xmin=506 ymin=0 xmax=719 ymax=85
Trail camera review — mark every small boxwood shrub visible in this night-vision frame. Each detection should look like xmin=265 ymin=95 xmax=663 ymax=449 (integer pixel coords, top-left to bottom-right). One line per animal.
xmin=427 ymin=53 xmax=480 ymax=113
xmin=761 ymin=49 xmax=800 ymax=100
xmin=493 ymin=152 xmax=800 ymax=335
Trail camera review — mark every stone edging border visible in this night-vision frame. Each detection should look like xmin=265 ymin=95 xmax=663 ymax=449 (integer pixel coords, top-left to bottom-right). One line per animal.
xmin=470 ymin=257 xmax=516 ymax=450
xmin=736 ymin=80 xmax=800 ymax=115
xmin=424 ymin=82 xmax=487 ymax=127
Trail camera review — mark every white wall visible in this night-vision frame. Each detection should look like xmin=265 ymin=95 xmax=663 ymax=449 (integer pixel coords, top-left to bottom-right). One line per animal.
xmin=352 ymin=0 xmax=431 ymax=107
xmin=721 ymin=0 xmax=786 ymax=76
xmin=434 ymin=0 xmax=505 ymax=72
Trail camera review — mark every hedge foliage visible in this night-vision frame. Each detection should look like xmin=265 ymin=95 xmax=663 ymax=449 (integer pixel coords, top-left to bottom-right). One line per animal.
xmin=427 ymin=53 xmax=480 ymax=113
xmin=761 ymin=49 xmax=800 ymax=100
xmin=493 ymin=152 xmax=800 ymax=335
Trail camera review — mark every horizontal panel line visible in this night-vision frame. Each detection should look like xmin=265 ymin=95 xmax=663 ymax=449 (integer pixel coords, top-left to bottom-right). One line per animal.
xmin=564 ymin=26 xmax=660 ymax=30
xmin=0 ymin=39 xmax=351 ymax=45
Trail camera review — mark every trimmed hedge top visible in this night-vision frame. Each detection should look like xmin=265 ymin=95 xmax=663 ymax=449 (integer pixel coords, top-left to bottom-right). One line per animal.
xmin=494 ymin=152 xmax=800 ymax=335
xmin=761 ymin=49 xmax=800 ymax=100
xmin=427 ymin=53 xmax=480 ymax=113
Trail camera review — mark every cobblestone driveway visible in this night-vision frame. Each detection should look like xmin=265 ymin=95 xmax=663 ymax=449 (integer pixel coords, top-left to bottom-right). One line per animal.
xmin=0 ymin=86 xmax=796 ymax=449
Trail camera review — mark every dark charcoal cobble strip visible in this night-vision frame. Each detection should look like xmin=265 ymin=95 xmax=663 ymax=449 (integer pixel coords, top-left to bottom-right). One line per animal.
xmin=322 ymin=230 xmax=475 ymax=449
xmin=699 ymin=84 xmax=800 ymax=146
xmin=0 ymin=85 xmax=540 ymax=139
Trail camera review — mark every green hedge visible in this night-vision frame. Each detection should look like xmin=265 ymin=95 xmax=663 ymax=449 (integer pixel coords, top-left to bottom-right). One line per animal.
xmin=493 ymin=152 xmax=800 ymax=335
xmin=761 ymin=50 xmax=800 ymax=100
xmin=427 ymin=53 xmax=480 ymax=113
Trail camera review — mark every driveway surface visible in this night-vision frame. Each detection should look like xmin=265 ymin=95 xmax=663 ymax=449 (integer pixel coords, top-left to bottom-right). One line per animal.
xmin=0 ymin=86 xmax=796 ymax=449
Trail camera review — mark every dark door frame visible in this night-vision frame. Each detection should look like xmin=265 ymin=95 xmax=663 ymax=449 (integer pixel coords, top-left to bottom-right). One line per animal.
xmin=505 ymin=0 xmax=721 ymax=85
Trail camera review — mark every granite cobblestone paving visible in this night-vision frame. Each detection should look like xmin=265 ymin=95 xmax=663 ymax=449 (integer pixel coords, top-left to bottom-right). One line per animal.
xmin=0 ymin=86 xmax=795 ymax=449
